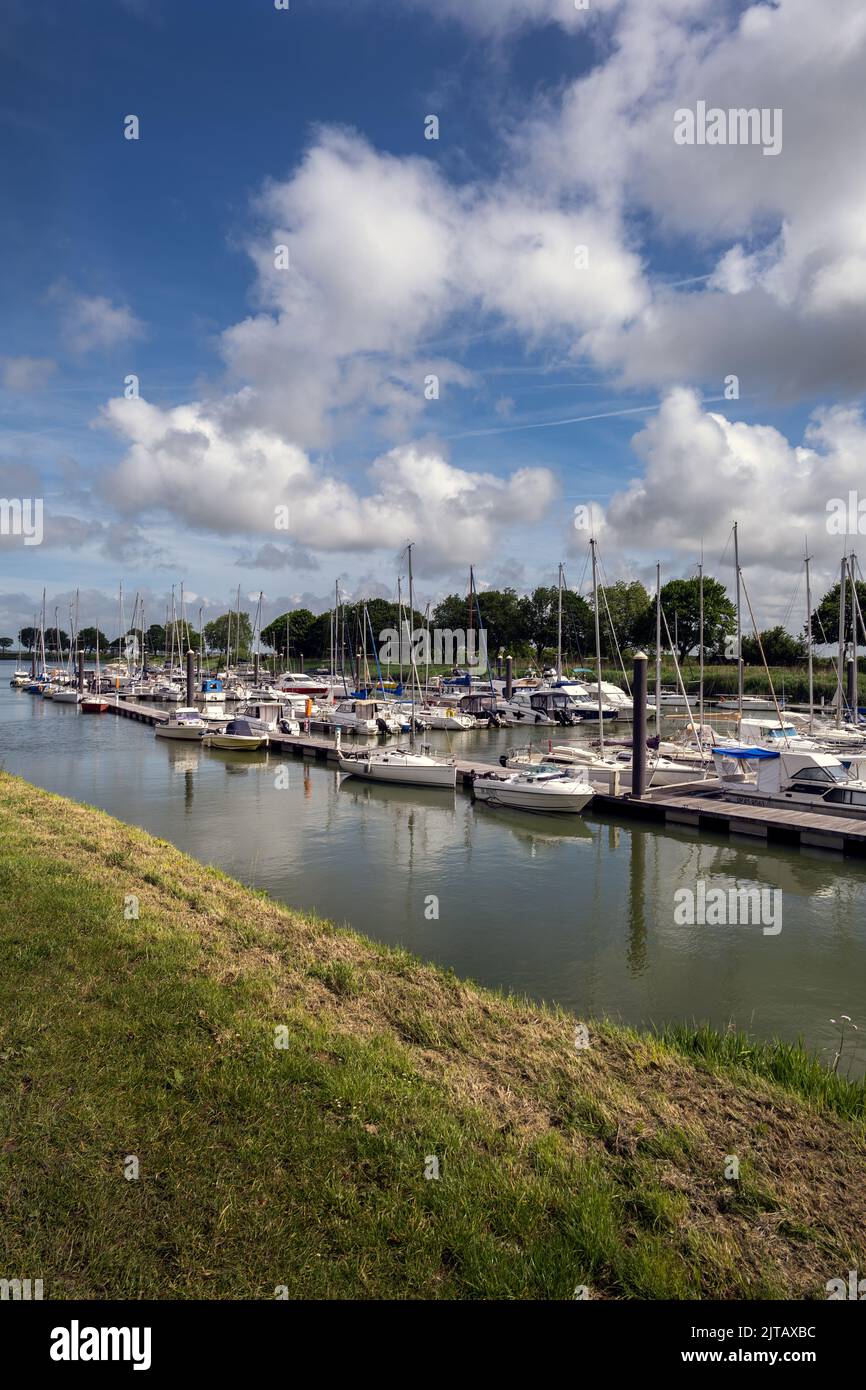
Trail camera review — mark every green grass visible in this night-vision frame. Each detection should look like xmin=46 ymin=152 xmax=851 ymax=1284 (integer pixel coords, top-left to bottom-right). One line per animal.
xmin=0 ymin=771 xmax=864 ymax=1300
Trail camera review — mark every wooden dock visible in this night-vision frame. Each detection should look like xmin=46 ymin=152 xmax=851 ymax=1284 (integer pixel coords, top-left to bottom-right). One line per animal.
xmin=105 ymin=697 xmax=168 ymax=726
xmin=591 ymin=780 xmax=866 ymax=856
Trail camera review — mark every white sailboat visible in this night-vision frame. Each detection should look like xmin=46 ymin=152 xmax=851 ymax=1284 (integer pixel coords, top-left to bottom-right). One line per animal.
xmin=338 ymin=546 xmax=456 ymax=790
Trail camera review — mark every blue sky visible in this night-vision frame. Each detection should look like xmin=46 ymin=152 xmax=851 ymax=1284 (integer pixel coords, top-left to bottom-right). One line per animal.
xmin=1 ymin=0 xmax=865 ymax=640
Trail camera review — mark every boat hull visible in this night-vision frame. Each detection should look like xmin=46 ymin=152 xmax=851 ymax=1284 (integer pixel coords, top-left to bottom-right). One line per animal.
xmin=338 ymin=754 xmax=456 ymax=788
xmin=202 ymin=734 xmax=267 ymax=750
xmin=473 ymin=776 xmax=593 ymax=813
xmin=155 ymin=725 xmax=207 ymax=740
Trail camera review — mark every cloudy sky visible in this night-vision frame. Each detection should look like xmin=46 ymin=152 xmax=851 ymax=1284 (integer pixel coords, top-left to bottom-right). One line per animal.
xmin=1 ymin=0 xmax=865 ymax=640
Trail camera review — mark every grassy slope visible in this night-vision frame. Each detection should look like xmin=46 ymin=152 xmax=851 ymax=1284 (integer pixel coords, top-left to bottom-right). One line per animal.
xmin=0 ymin=770 xmax=863 ymax=1301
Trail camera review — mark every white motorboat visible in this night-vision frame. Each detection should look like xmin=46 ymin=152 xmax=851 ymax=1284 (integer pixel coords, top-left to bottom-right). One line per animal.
xmin=472 ymin=766 xmax=594 ymax=814
xmin=322 ymin=698 xmax=400 ymax=735
xmin=418 ymin=704 xmax=476 ymax=730
xmin=9 ymin=668 xmax=32 ymax=687
xmin=711 ymin=745 xmax=866 ymax=817
xmin=235 ymin=700 xmax=300 ymax=735
xmin=338 ymin=747 xmax=456 ymax=788
xmin=202 ymin=718 xmax=268 ymax=751
xmin=52 ymin=688 xmax=82 ymax=705
xmin=155 ymin=707 xmax=209 ymax=740
xmin=506 ymin=689 xmax=581 ymax=726
xmin=503 ymin=744 xmax=709 ymax=791
xmin=152 ymin=681 xmax=184 ymax=702
xmin=277 ymin=672 xmax=330 ymax=699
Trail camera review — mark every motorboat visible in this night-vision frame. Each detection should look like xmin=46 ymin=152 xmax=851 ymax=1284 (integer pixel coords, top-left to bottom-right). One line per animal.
xmin=235 ymin=700 xmax=300 ymax=735
xmin=9 ymin=668 xmax=31 ymax=687
xmin=416 ymin=704 xmax=475 ymax=730
xmin=322 ymin=698 xmax=401 ymax=735
xmin=711 ymin=746 xmax=866 ymax=817
xmin=202 ymin=719 xmax=268 ymax=751
xmin=472 ymin=766 xmax=594 ymax=814
xmin=506 ymin=689 xmax=581 ymax=726
xmin=151 ymin=680 xmax=184 ymax=702
xmin=277 ymin=672 xmax=330 ymax=699
xmin=338 ymin=747 xmax=456 ymax=789
xmin=80 ymin=694 xmax=109 ymax=713
xmin=502 ymin=743 xmax=711 ymax=791
xmin=455 ymin=693 xmax=512 ymax=727
xmin=199 ymin=678 xmax=227 ymax=704
xmin=155 ymin=707 xmax=209 ymax=740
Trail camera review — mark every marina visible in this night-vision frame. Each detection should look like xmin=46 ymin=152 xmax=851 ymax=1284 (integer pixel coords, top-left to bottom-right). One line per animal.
xmin=3 ymin=659 xmax=865 ymax=1076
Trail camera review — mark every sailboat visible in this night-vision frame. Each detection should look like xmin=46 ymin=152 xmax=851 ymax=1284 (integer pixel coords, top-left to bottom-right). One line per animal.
xmin=338 ymin=546 xmax=457 ymax=789
xmin=81 ymin=630 xmax=109 ymax=713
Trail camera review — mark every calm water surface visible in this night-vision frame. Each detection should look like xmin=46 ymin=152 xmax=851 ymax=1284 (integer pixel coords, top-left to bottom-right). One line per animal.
xmin=1 ymin=663 xmax=864 ymax=1073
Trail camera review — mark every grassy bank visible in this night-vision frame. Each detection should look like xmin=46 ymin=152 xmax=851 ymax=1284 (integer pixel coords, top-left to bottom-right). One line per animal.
xmin=0 ymin=771 xmax=863 ymax=1300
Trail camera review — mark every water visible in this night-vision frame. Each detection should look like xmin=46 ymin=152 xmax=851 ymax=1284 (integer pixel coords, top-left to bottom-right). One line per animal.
xmin=2 ymin=662 xmax=864 ymax=1074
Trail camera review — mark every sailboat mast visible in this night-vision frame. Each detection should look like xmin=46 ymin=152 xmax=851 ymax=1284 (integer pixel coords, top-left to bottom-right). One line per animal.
xmin=805 ymin=546 xmax=814 ymax=733
xmin=556 ymin=562 xmax=563 ymax=683
xmin=407 ymin=543 xmax=415 ymax=747
xmin=698 ymin=558 xmax=705 ymax=740
xmin=850 ymin=553 xmax=857 ymax=723
xmin=591 ymin=537 xmax=604 ymax=755
xmin=733 ymin=521 xmax=743 ymax=724
xmin=655 ymin=562 xmax=661 ymax=736
xmin=837 ymin=552 xmax=847 ymax=727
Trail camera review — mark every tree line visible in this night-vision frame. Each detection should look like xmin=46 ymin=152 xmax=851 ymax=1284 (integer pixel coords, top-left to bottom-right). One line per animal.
xmin=9 ymin=575 xmax=861 ymax=667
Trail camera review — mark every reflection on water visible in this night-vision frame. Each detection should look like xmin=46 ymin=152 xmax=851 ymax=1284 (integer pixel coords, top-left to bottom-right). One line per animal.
xmin=1 ymin=666 xmax=864 ymax=1074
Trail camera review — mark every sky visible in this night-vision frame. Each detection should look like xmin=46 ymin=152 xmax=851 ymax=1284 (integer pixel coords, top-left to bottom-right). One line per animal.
xmin=1 ymin=0 xmax=865 ymax=642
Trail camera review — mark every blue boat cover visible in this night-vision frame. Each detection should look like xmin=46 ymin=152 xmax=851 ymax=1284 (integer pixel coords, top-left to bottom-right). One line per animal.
xmin=711 ymin=746 xmax=780 ymax=759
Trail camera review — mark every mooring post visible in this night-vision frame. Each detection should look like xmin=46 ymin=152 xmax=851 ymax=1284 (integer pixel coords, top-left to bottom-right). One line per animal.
xmin=632 ymin=651 xmax=648 ymax=799
xmin=77 ymin=649 xmax=84 ymax=694
xmin=186 ymin=649 xmax=195 ymax=706
xmin=847 ymin=658 xmax=857 ymax=722
xmin=254 ymin=652 xmax=260 ymax=684
xmin=505 ymin=655 xmax=513 ymax=701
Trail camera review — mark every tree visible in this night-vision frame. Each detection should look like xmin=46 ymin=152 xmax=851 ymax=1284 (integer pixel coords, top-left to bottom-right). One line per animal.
xmin=811 ymin=580 xmax=866 ymax=646
xmin=261 ymin=608 xmax=316 ymax=660
xmin=18 ymin=626 xmax=37 ymax=651
xmin=639 ymin=577 xmax=736 ymax=663
xmin=517 ymin=586 xmax=592 ymax=664
xmin=742 ymin=626 xmax=807 ymax=666
xmin=204 ymin=612 xmax=253 ymax=661
xmin=144 ymin=624 xmax=167 ymax=657
xmin=0 ymin=637 xmax=13 ymax=652
xmin=596 ymin=580 xmax=651 ymax=656
xmin=77 ymin=627 xmax=110 ymax=654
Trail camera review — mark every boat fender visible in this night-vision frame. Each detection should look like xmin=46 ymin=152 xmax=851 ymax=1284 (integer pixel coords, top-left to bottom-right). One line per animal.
xmin=376 ymin=717 xmax=388 ymax=733
xmin=499 ymin=754 xmax=508 ymax=767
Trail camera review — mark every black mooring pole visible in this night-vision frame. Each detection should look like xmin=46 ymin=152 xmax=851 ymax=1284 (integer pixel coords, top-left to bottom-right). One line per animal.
xmin=186 ymin=649 xmax=195 ymax=706
xmin=632 ymin=651 xmax=648 ymax=799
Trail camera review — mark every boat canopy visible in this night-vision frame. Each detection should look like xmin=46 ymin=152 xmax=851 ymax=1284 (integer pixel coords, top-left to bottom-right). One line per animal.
xmin=711 ymin=746 xmax=780 ymax=759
